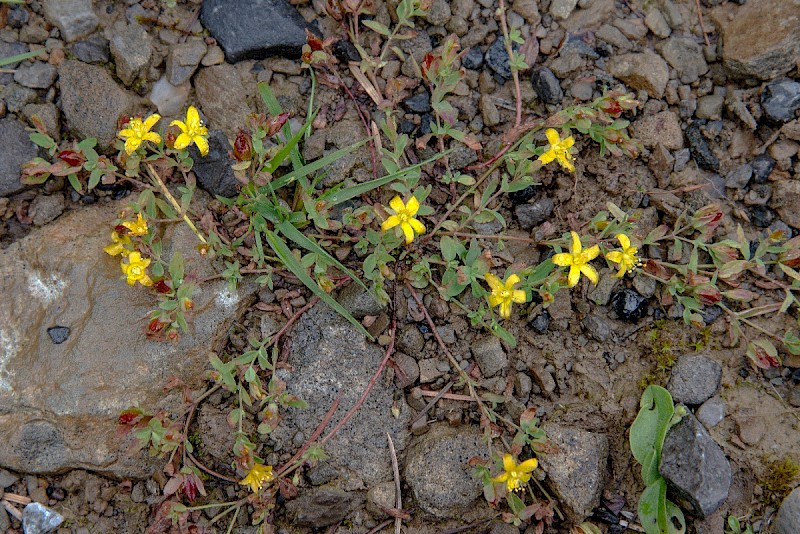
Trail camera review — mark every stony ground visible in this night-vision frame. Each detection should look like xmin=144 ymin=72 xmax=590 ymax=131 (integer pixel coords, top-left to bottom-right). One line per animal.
xmin=1 ymin=0 xmax=800 ymax=533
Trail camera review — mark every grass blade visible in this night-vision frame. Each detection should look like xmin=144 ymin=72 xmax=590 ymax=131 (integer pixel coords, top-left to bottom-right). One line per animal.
xmin=0 ymin=48 xmax=45 ymax=68
xmin=264 ymin=229 xmax=373 ymax=340
xmin=258 ymin=82 xmax=303 ymax=171
xmin=261 ymin=139 xmax=368 ymax=194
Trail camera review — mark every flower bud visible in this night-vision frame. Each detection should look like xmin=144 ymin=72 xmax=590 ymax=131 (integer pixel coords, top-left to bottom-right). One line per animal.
xmin=232 ymin=129 xmax=253 ymax=161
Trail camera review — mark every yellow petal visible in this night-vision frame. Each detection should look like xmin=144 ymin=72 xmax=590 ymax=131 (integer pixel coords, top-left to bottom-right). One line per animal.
xmin=408 ymin=217 xmax=426 ymax=235
xmin=389 ymin=196 xmax=405 ymax=213
xmin=614 ymin=266 xmax=626 ymax=278
xmin=401 ymin=222 xmax=415 ymax=244
xmin=551 ymin=252 xmax=574 ymax=267
xmin=538 ymin=150 xmax=556 ymax=165
xmin=580 ymin=264 xmax=599 ymax=284
xmin=173 ymin=132 xmax=191 ymax=150
xmin=502 ymin=454 xmax=516 ymax=472
xmin=118 ymin=128 xmax=134 ymax=139
xmin=140 ymin=273 xmax=153 ymax=286
xmin=193 ymin=134 xmax=209 ymax=156
xmin=381 ymin=215 xmax=400 ymax=231
xmin=499 ymin=300 xmax=511 ymax=319
xmin=144 ymin=132 xmax=162 ymax=145
xmin=506 ymin=274 xmax=520 ymax=287
xmin=104 ymin=243 xmax=123 ymax=256
xmin=186 ymin=106 xmax=201 ymax=129
xmin=567 ymin=265 xmax=581 ymax=287
xmin=512 ymin=290 xmax=527 ymax=304
xmin=491 ymin=472 xmax=510 ymax=484
xmin=143 ymin=113 xmax=161 ymax=131
xmin=606 ymin=251 xmax=623 ymax=264
xmin=406 ymin=195 xmax=420 ymax=216
xmin=124 ymin=137 xmax=141 ymax=155
xmin=488 ymin=294 xmax=504 ymax=308
xmin=545 ymin=128 xmax=560 ymax=146
xmin=518 ymin=458 xmax=538 ymax=473
xmin=584 ymin=244 xmax=600 ymax=261
xmin=616 ymin=233 xmax=630 ymax=250
xmin=570 ymin=231 xmax=582 ymax=253
xmin=170 ymin=119 xmax=188 ymax=134
xmin=562 ymin=135 xmax=575 ymax=149
xmin=560 ymin=157 xmax=575 ymax=173
xmin=484 ymin=273 xmax=503 ymax=291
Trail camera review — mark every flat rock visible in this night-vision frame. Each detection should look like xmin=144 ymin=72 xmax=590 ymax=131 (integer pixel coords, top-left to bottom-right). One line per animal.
xmin=472 ymin=336 xmax=508 ymax=378
xmin=631 ymin=110 xmax=683 ymax=150
xmin=189 ymin=129 xmax=241 ymax=198
xmin=58 ymin=60 xmax=141 ymax=148
xmin=166 ymin=38 xmax=207 ymax=86
xmin=148 ymin=76 xmax=190 ymax=117
xmin=771 ymin=179 xmax=800 ymax=229
xmin=13 ymin=62 xmax=58 ymax=89
xmin=0 ymin=203 xmax=255 ymax=477
xmin=550 ymin=0 xmax=578 ymax=20
xmin=280 ymin=304 xmax=411 ymax=486
xmin=28 ymin=194 xmax=65 ymax=227
xmin=69 ymin=36 xmax=109 ymax=65
xmin=696 ymin=396 xmax=725 ymax=429
xmin=0 ymin=42 xmax=28 ymax=85
xmin=0 ymin=118 xmax=37 ymax=197
xmin=762 ymin=79 xmax=800 ymax=123
xmin=110 ymin=22 xmax=153 ymax=86
xmin=774 ymin=486 xmax=800 ymax=534
xmin=193 ymin=64 xmax=252 ymax=140
xmin=515 ymin=197 xmax=554 ymax=229
xmin=660 ymin=412 xmax=731 ymax=518
xmin=42 ymin=0 xmax=98 ymax=42
xmin=607 ymin=51 xmax=669 ymax=99
xmin=285 ymin=485 xmax=363 ymax=528
xmin=200 ymin=0 xmax=313 ymax=62
xmin=538 ymin=423 xmax=608 ymax=523
xmin=658 ymin=36 xmax=708 ymax=84
xmin=667 ymin=355 xmax=722 ymax=405
xmin=337 ymin=283 xmax=385 ymax=319
xmin=405 ymin=424 xmax=487 ymax=518
xmin=714 ymin=0 xmax=800 ymax=80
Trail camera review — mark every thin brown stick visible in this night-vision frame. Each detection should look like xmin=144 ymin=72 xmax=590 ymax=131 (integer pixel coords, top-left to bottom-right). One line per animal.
xmin=186 ymin=449 xmax=239 ymax=483
xmin=365 ymin=519 xmax=393 ymax=534
xmin=498 ymin=0 xmax=522 ymax=127
xmin=408 ymin=379 xmax=455 ymax=427
xmin=418 ymin=389 xmax=474 ymax=402
xmin=694 ymin=0 xmax=711 ymax=47
xmin=277 ymin=393 xmax=342 ymax=475
xmin=1 ymin=500 xmax=21 ymax=521
xmin=2 ymin=494 xmax=31 ymax=505
xmin=444 ymin=231 xmax=536 ymax=243
xmin=387 ymin=433 xmax=402 ymax=534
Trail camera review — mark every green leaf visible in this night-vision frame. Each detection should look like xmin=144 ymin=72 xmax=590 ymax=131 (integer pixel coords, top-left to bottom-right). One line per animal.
xmin=0 ymin=48 xmax=44 ymax=68
xmin=440 ymin=236 xmax=460 ymax=262
xmin=262 ymin=108 xmax=317 ymax=175
xmin=362 ymin=19 xmax=391 ymax=36
xmin=29 ymin=132 xmax=55 ymax=149
xmin=169 ymin=251 xmax=184 ymax=283
xmin=264 ymin=230 xmax=373 ymax=340
xmin=630 ymin=385 xmax=674 ymax=486
xmin=638 ymin=478 xmax=686 ymax=534
xmin=67 ymin=174 xmax=82 ymax=193
xmin=491 ymin=321 xmax=517 ymax=348
xmin=257 ymin=82 xmax=303 ymax=170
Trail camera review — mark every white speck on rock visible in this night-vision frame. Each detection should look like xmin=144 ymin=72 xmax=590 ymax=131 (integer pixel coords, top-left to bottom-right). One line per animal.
xmin=27 ymin=271 xmax=65 ymax=304
xmin=216 ymin=288 xmax=239 ymax=309
xmin=0 ymin=329 xmax=18 ymax=392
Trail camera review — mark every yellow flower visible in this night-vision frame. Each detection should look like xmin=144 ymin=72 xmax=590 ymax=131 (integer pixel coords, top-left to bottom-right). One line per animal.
xmin=605 ymin=233 xmax=639 ymax=278
xmin=121 ymin=252 xmax=153 ymax=287
xmin=239 ymin=463 xmax=275 ymax=493
xmin=103 ymin=231 xmax=131 ymax=257
xmin=381 ymin=196 xmax=426 ymax=245
xmin=170 ymin=106 xmax=209 ymax=156
xmin=122 ymin=213 xmax=148 ymax=236
xmin=492 ymin=454 xmax=538 ymax=492
xmin=538 ymin=128 xmax=575 ymax=172
xmin=485 ymin=273 xmax=527 ymax=319
xmin=552 ymin=231 xmax=600 ymax=287
xmin=118 ymin=114 xmax=162 ymax=155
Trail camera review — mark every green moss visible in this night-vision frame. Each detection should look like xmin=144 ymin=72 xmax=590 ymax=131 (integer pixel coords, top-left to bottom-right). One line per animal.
xmin=761 ymin=457 xmax=799 ymax=506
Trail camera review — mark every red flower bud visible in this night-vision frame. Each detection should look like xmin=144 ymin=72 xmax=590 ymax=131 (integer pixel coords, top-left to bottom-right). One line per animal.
xmin=57 ymin=149 xmax=85 ymax=167
xmin=232 ymin=129 xmax=253 ymax=161
xmin=267 ymin=113 xmax=290 ymax=137
xmin=602 ymin=100 xmax=623 ymax=116
xmin=154 ymin=280 xmax=172 ymax=294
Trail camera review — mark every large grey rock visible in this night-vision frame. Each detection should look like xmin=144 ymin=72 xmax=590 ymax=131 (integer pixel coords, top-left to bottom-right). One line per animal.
xmin=193 ymin=64 xmax=252 ymax=140
xmin=285 ymin=485 xmax=363 ymax=528
xmin=774 ymin=486 xmax=800 ymax=534
xmin=667 ymin=355 xmax=722 ymax=405
xmin=607 ymin=51 xmax=669 ymax=99
xmin=58 ymin=60 xmax=141 ymax=148
xmin=538 ymin=423 xmax=608 ymax=523
xmin=472 ymin=336 xmax=508 ymax=378
xmin=42 ymin=0 xmax=98 ymax=42
xmin=189 ymin=129 xmax=242 ymax=198
xmin=515 ymin=197 xmax=554 ymax=230
xmin=280 ymin=304 xmax=411 ymax=486
xmin=13 ymin=62 xmax=58 ymax=89
xmin=28 ymin=193 xmax=65 ymax=227
xmin=714 ymin=0 xmax=800 ymax=80
xmin=110 ymin=22 xmax=153 ymax=87
xmin=405 ymin=424 xmax=487 ymax=518
xmin=660 ymin=413 xmax=731 ymax=518
xmin=0 ymin=118 xmax=37 ymax=197
xmin=550 ymin=0 xmax=578 ymax=20
xmin=166 ymin=39 xmax=207 ymax=86
xmin=337 ymin=283 xmax=385 ymax=319
xmin=762 ymin=79 xmax=800 ymax=123
xmin=200 ymin=0 xmax=313 ymax=62
xmin=0 ymin=203 xmax=256 ymax=477
xmin=657 ymin=36 xmax=708 ymax=84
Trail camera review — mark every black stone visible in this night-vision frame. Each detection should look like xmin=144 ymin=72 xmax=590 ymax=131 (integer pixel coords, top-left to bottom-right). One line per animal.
xmin=69 ymin=36 xmax=110 ymax=65
xmin=515 ymin=197 xmax=554 ymax=230
xmin=750 ymin=205 xmax=776 ymax=228
xmin=403 ymin=91 xmax=431 ymax=114
xmin=418 ymin=114 xmax=434 ymax=136
xmin=46 ymin=486 xmax=66 ymax=501
xmin=47 ymin=326 xmax=70 ymax=345
xmin=508 ymin=184 xmax=536 ymax=204
xmin=398 ymin=120 xmax=416 ymax=135
xmin=685 ymin=124 xmax=719 ymax=172
xmin=485 ymin=37 xmax=516 ymax=80
xmin=751 ymin=154 xmax=775 ymax=184
xmin=761 ymin=78 xmax=800 ymax=123
xmin=333 ymin=39 xmax=360 ymax=63
xmin=530 ymin=310 xmax=550 ymax=334
xmin=610 ymin=288 xmax=648 ymax=322
xmin=532 ymin=67 xmax=563 ymax=105
xmin=190 ymin=129 xmax=242 ymax=198
xmin=791 ymin=368 xmax=800 ymax=384
xmin=462 ymin=47 xmax=484 ymax=70
xmin=200 ymin=0 xmax=316 ymax=62
xmin=8 ymin=6 xmax=29 ymax=29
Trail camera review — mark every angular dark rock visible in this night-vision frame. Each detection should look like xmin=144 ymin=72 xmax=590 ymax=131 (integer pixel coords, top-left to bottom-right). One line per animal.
xmin=46 ymin=327 xmax=70 ymax=345
xmin=774 ymin=486 xmax=800 ymax=534
xmin=762 ymin=79 xmax=800 ymax=123
xmin=750 ymin=205 xmax=776 ymax=228
xmin=285 ymin=486 xmax=362 ymax=528
xmin=660 ymin=413 xmax=731 ymax=518
xmin=0 ymin=42 xmax=28 ymax=85
xmin=532 ymin=67 xmax=563 ymax=105
xmin=530 ymin=310 xmax=550 ymax=334
xmin=189 ymin=130 xmax=241 ymax=198
xmin=403 ymin=92 xmax=432 ymax=114
xmin=69 ymin=36 xmax=110 ymax=64
xmin=515 ymin=198 xmax=554 ymax=230
xmin=508 ymin=185 xmax=536 ymax=205
xmin=0 ymin=118 xmax=38 ymax=197
xmin=13 ymin=62 xmax=58 ymax=90
xmin=725 ymin=163 xmax=752 ymax=189
xmin=200 ymin=0 xmax=315 ymax=62
xmin=610 ymin=288 xmax=648 ymax=322
xmin=462 ymin=47 xmax=484 ymax=70
xmin=485 ymin=37 xmax=515 ymax=80
xmin=752 ymin=154 xmax=776 ymax=184
xmin=667 ymin=355 xmax=722 ymax=405
xmin=333 ymin=39 xmax=360 ymax=64
xmin=685 ymin=124 xmax=719 ymax=172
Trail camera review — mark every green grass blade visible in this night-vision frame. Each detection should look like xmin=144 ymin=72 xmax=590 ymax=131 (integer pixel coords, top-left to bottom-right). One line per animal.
xmin=261 ymin=139 xmax=368 ymax=194
xmin=0 ymin=48 xmax=45 ymax=68
xmin=277 ymin=220 xmax=367 ymax=291
xmin=258 ymin=82 xmax=303 ymax=171
xmin=264 ymin=229 xmax=373 ymax=340
xmin=262 ymin=108 xmax=317 ymax=175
